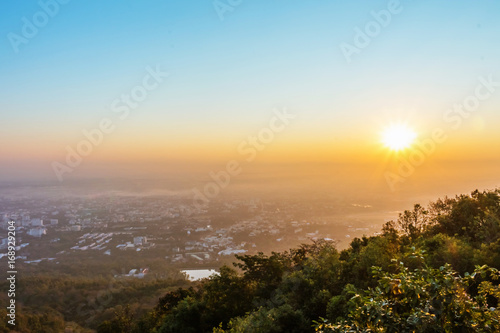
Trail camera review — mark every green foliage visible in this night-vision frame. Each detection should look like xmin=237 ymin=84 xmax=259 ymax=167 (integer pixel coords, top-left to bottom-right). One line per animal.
xmin=316 ymin=252 xmax=500 ymax=332
xmin=97 ymin=305 xmax=134 ymax=333
xmin=132 ymin=287 xmax=196 ymax=333
xmin=423 ymin=233 xmax=475 ymax=274
xmin=429 ymin=190 xmax=500 ymax=243
xmin=221 ymin=304 xmax=310 ymax=333
xmin=135 ymin=189 xmax=500 ymax=333
xmin=7 ymin=188 xmax=493 ymax=333
xmin=0 ymin=275 xmax=187 ymax=332
xmin=326 ymin=284 xmax=356 ymax=322
xmin=0 ymin=307 xmax=69 ymax=333
xmin=398 ymin=204 xmax=429 ymax=238
xmin=158 ymin=296 xmax=204 ymax=333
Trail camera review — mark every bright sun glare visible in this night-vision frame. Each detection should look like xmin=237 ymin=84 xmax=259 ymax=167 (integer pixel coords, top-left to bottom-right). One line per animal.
xmin=382 ymin=124 xmax=417 ymax=151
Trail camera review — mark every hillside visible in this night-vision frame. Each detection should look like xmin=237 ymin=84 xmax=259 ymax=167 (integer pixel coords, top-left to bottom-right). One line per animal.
xmin=3 ymin=189 xmax=500 ymax=333
xmin=96 ymin=189 xmax=500 ymax=333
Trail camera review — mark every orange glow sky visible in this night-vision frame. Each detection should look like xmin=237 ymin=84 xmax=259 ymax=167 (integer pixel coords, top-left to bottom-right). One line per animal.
xmin=1 ymin=1 xmax=499 ymax=195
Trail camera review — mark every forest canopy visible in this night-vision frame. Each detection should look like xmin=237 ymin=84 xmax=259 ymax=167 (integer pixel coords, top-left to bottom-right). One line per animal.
xmin=3 ymin=189 xmax=500 ymax=333
xmin=96 ymin=189 xmax=500 ymax=333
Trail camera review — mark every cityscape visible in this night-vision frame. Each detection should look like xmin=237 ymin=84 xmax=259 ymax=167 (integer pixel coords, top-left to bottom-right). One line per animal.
xmin=1 ymin=0 xmax=500 ymax=332
xmin=0 ymin=184 xmax=391 ymax=275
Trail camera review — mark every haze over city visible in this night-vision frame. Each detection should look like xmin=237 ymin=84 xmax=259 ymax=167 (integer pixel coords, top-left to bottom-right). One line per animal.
xmin=1 ymin=1 xmax=499 ymax=198
xmin=1 ymin=1 xmax=500 ymax=332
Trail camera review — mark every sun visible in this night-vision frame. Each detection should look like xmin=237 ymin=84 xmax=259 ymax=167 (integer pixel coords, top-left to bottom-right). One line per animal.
xmin=381 ymin=123 xmax=417 ymax=151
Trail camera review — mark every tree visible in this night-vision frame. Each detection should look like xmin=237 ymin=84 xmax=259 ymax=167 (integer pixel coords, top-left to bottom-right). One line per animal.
xmin=217 ymin=305 xmax=310 ymax=333
xmin=97 ymin=305 xmax=134 ymax=333
xmin=397 ymin=204 xmax=429 ymax=238
xmin=316 ymin=252 xmax=500 ymax=333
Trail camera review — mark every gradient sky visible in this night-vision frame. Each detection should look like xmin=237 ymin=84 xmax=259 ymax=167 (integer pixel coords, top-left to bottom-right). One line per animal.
xmin=1 ymin=0 xmax=500 ymax=182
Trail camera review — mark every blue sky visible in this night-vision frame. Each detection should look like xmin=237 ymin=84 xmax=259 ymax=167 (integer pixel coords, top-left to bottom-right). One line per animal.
xmin=1 ymin=0 xmax=500 ymax=180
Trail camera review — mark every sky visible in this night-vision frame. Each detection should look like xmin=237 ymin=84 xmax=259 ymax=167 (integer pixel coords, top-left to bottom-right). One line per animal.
xmin=1 ymin=0 xmax=499 ymax=189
